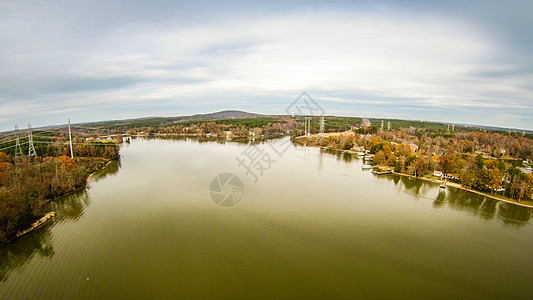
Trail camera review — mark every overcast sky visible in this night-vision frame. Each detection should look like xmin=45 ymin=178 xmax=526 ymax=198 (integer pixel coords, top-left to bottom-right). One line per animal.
xmin=1 ymin=0 xmax=533 ymax=131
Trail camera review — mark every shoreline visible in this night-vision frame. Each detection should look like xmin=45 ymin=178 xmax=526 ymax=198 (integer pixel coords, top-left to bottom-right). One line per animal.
xmin=292 ymin=137 xmax=533 ymax=208
xmin=1 ymin=159 xmax=116 ymax=247
xmin=86 ymin=159 xmax=114 ymax=183
xmin=389 ymin=170 xmax=533 ymax=208
xmin=14 ymin=212 xmax=57 ymax=239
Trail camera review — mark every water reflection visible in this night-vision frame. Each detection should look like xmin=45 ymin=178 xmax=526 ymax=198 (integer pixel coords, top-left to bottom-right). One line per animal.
xmin=433 ymin=187 xmax=532 ymax=226
xmin=377 ymin=172 xmax=532 ymax=227
xmin=434 ymin=184 xmax=530 ymax=227
xmin=0 ymin=224 xmax=54 ymax=282
xmin=136 ymin=134 xmax=257 ymax=145
xmin=379 ymin=175 xmax=431 ymax=199
xmin=498 ymin=203 xmax=532 ymax=227
xmin=89 ymin=160 xmax=121 ymax=183
xmin=0 ymin=159 xmax=121 ymax=282
xmin=318 ymin=148 xmax=355 ymax=163
xmin=315 ymin=147 xmax=533 ymax=228
xmin=400 ymin=176 xmax=425 ymax=195
xmin=50 ymin=189 xmax=90 ymax=222
xmin=133 ymin=135 xmax=288 ymax=148
xmin=433 ymin=190 xmax=446 ymax=208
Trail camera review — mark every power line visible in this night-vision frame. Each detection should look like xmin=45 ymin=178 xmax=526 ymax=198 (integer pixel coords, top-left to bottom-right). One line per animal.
xmin=1 ymin=132 xmax=113 ymax=147
xmin=0 ymin=131 xmax=19 ymax=138
xmin=33 ymin=140 xmax=117 ymax=146
xmin=0 ymin=141 xmax=29 ymax=152
xmin=0 ymin=126 xmax=67 ymax=137
xmin=0 ymin=139 xmax=116 ymax=153
xmin=0 ymin=137 xmax=24 ymax=145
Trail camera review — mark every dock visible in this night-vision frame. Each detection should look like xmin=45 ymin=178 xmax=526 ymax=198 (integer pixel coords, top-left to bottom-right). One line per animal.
xmin=372 ymin=169 xmax=392 ymax=175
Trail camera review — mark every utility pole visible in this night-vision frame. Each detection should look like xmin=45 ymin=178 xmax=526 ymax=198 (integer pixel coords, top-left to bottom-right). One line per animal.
xmin=305 ymin=116 xmax=311 ymax=137
xmin=27 ymin=123 xmax=37 ymax=158
xmin=304 ymin=117 xmax=307 ymax=137
xmin=68 ymin=119 xmax=74 ymax=158
xmin=14 ymin=124 xmax=23 ymax=157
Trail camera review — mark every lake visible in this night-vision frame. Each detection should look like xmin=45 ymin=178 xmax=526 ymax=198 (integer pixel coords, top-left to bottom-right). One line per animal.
xmin=1 ymin=137 xmax=532 ymax=299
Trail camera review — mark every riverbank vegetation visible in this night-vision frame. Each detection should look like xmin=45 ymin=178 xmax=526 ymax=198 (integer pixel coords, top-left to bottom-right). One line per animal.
xmin=295 ymin=125 xmax=533 ymax=202
xmin=0 ymin=143 xmax=119 ymax=244
xmin=122 ymin=117 xmax=297 ymax=138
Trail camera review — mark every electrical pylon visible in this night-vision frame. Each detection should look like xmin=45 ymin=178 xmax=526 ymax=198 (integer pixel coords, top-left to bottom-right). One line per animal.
xmin=14 ymin=124 xmax=23 ymax=157
xmin=27 ymin=123 xmax=37 ymax=157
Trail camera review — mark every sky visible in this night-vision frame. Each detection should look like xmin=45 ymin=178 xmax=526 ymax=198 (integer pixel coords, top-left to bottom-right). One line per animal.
xmin=1 ymin=0 xmax=533 ymax=131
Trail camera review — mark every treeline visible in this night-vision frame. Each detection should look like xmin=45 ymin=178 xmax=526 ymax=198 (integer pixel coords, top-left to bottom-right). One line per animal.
xmin=78 ymin=115 xmax=284 ymax=132
xmin=0 ymin=143 xmax=120 ymax=244
xmin=299 ymin=128 xmax=533 ymax=201
xmin=126 ymin=117 xmax=297 ymax=138
xmin=177 ymin=117 xmax=286 ymax=127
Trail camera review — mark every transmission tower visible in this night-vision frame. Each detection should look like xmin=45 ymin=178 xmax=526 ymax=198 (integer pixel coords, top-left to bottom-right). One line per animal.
xmin=27 ymin=123 xmax=37 ymax=157
xmin=68 ymin=119 xmax=74 ymax=158
xmin=387 ymin=121 xmax=391 ymax=131
xmin=319 ymin=116 xmax=325 ymax=134
xmin=14 ymin=124 xmax=23 ymax=157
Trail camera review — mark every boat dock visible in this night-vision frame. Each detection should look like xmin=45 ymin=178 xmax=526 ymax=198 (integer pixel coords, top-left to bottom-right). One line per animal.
xmin=372 ymin=169 xmax=392 ymax=175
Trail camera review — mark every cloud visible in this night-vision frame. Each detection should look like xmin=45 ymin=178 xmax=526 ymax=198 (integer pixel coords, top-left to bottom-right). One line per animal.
xmin=0 ymin=1 xmax=532 ymax=131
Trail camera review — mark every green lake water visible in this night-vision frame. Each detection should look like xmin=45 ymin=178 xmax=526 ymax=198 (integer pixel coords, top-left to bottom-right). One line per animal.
xmin=1 ymin=137 xmax=532 ymax=299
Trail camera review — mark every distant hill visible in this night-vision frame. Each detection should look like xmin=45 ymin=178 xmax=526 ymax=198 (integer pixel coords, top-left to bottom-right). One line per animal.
xmin=60 ymin=110 xmax=264 ymax=129
xmin=184 ymin=110 xmax=263 ymax=121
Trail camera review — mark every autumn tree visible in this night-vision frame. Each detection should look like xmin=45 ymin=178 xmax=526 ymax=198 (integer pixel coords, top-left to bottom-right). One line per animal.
xmin=0 ymin=152 xmax=13 ymax=185
xmin=373 ymin=150 xmax=386 ymax=165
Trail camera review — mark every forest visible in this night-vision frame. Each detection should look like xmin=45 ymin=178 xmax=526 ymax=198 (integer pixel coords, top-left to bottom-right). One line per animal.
xmin=0 ymin=142 xmax=119 ymax=244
